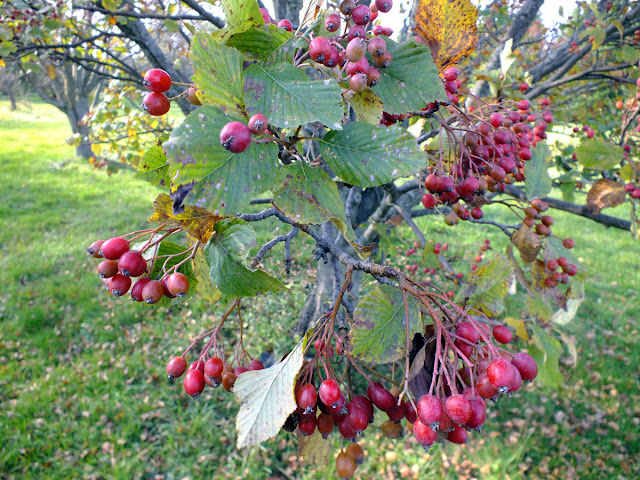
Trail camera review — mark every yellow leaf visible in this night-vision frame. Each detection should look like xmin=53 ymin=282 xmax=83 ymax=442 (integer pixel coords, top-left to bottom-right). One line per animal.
xmin=0 ymin=59 xmax=5 ymax=68
xmin=413 ymin=0 xmax=479 ymax=70
xmin=46 ymin=64 xmax=56 ymax=80
xmin=191 ymin=248 xmax=222 ymax=303
xmin=297 ymin=428 xmax=332 ymax=466
xmin=148 ymin=193 xmax=224 ymax=244
xmin=504 ymin=316 xmax=529 ymax=341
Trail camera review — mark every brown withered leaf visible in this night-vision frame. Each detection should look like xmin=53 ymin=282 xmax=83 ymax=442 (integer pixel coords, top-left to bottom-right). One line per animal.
xmin=413 ymin=0 xmax=479 ymax=70
xmin=531 ymin=259 xmax=567 ymax=311
xmin=148 ymin=193 xmax=224 ymax=244
xmin=408 ymin=329 xmax=436 ymax=400
xmin=586 ymin=178 xmax=626 ymax=214
xmin=511 ymin=224 xmax=541 ymax=263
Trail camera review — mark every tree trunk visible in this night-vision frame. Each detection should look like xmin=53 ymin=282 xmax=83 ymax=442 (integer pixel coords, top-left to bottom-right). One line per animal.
xmin=272 ymin=0 xmax=304 ymax=27
xmin=7 ymin=87 xmax=17 ymax=111
xmin=66 ymin=93 xmax=94 ymax=158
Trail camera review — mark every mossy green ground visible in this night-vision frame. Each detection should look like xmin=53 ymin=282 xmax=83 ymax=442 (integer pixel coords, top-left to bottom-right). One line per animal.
xmin=0 ymin=98 xmax=638 ymax=479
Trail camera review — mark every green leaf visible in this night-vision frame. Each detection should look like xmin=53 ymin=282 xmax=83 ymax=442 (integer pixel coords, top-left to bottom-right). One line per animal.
xmin=421 ymin=240 xmax=441 ymax=269
xmin=575 ymin=137 xmax=624 ymax=170
xmin=499 ymin=38 xmax=515 ymax=76
xmin=620 ymin=163 xmax=634 ymax=181
xmin=192 ymin=248 xmax=222 ymax=303
xmin=234 ymin=331 xmax=310 ymax=448
xmin=164 ymin=106 xmax=280 ymax=215
xmin=204 ymin=220 xmax=287 ymax=297
xmin=371 ymin=39 xmax=447 ymax=114
xmin=227 ymin=25 xmax=296 ymax=65
xmin=621 ymin=45 xmax=640 ymax=64
xmin=134 ymin=146 xmax=169 ymax=187
xmin=455 ymin=254 xmax=513 ymax=317
xmin=220 ymin=0 xmax=264 ymax=37
xmin=243 ymin=62 xmax=343 ymax=129
xmin=318 ymin=122 xmax=424 ymax=187
xmin=102 ymin=0 xmax=122 ymax=12
xmin=350 ymin=89 xmax=384 ymax=125
xmin=528 ymin=324 xmax=563 ymax=389
xmin=349 ymin=285 xmax=421 ymax=364
xmin=164 ymin=18 xmax=180 ymax=32
xmin=559 ymin=181 xmax=576 ymax=203
xmin=191 ymin=34 xmax=245 ymax=116
xmin=148 ymin=241 xmax=197 ymax=291
xmin=273 ymin=162 xmax=348 ymax=226
xmin=524 ymin=143 xmax=552 ymax=200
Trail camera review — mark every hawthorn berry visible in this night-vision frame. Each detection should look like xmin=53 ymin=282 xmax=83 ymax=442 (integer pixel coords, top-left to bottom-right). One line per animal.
xmin=375 ymin=0 xmax=393 ymax=13
xmin=205 ymin=357 xmax=224 ymax=378
xmin=183 ymin=369 xmax=205 ymax=398
xmin=309 ymin=36 xmax=332 ymax=64
xmin=248 ymin=113 xmax=268 ymax=135
xmin=108 ymin=274 xmax=131 ymax=297
xmin=165 ymin=272 xmax=189 ymax=297
xmin=413 ymin=419 xmax=437 ymax=449
xmin=166 ymin=356 xmax=187 ymax=379
xmin=487 ymin=357 xmax=515 ymax=391
xmin=118 ymin=250 xmax=147 ymax=277
xmin=248 ymin=359 xmax=264 ymax=370
xmin=277 ymin=19 xmax=293 ymax=31
xmin=445 ymin=394 xmax=472 ymax=424
xmin=87 ymin=240 xmax=105 ymax=258
xmin=368 ymin=37 xmax=386 ymax=57
xmin=381 ymin=419 xmax=403 ymax=439
xmin=319 ymin=378 xmax=341 ymax=406
xmin=297 ymin=384 xmax=318 ymax=414
xmin=97 ymin=259 xmax=119 ymax=279
xmin=221 ymin=371 xmax=237 ymax=391
xmin=563 ymin=238 xmax=575 ymax=249
xmin=512 ymin=352 xmax=538 ymax=381
xmin=351 ymin=5 xmax=371 ymax=25
xmin=421 ymin=193 xmax=436 ymax=209
xmin=220 ymin=121 xmax=252 ymax=153
xmin=143 ymin=68 xmax=172 ymax=93
xmin=259 ymin=7 xmax=271 ymax=23
xmin=369 ymin=383 xmax=396 ymax=411
xmin=325 ymin=14 xmax=340 ymax=32
xmin=101 ymin=237 xmax=130 ymax=260
xmin=335 ymin=451 xmax=357 ymax=479
xmin=130 ymin=277 xmax=151 ymax=302
xmin=367 ymin=67 xmax=381 ymax=86
xmin=340 ymin=0 xmax=356 ymax=15
xmin=456 ymin=321 xmax=481 ymax=344
xmin=345 ymin=443 xmax=364 ymax=465
xmin=317 ymin=413 xmax=335 ymax=438
xmin=447 ymin=425 xmax=469 ymax=444
xmin=492 ymin=325 xmax=513 ymax=344
xmin=142 ymin=279 xmax=164 ymax=304
xmin=186 ymin=87 xmax=201 ymax=105
xmin=347 ymin=25 xmax=366 ymax=41
xmin=142 ymin=92 xmax=171 ymax=116
xmin=349 ymin=73 xmax=368 ymax=93
xmin=298 ymin=417 xmax=317 ymax=436
xmin=417 ymin=394 xmax=443 ymax=430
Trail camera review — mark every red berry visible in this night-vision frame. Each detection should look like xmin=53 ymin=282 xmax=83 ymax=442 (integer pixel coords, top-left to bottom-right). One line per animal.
xmin=446 ymin=394 xmax=472 ymax=424
xmin=347 ymin=25 xmax=366 ymax=41
xmin=220 ymin=121 xmax=252 ymax=153
xmin=487 ymin=357 xmax=515 ymax=390
xmin=489 ymin=112 xmax=503 ymax=128
xmin=97 ymin=259 xmax=119 ymax=279
xmin=368 ymin=36 xmax=387 ymax=57
xmin=346 ymin=37 xmax=366 ymax=62
xmin=492 ymin=325 xmax=513 ymax=344
xmin=509 ymin=364 xmax=522 ymax=392
xmin=352 ymin=395 xmax=374 ymax=422
xmin=317 ymin=413 xmax=334 ymax=438
xmin=443 ymin=67 xmax=459 ymax=81
xmin=413 ymin=419 xmax=437 ymax=449
xmin=447 ymin=425 xmax=469 ymax=444
xmin=142 ymin=279 xmax=164 ymax=304
xmin=340 ymin=0 xmax=356 ymax=15
xmin=308 ymin=36 xmax=332 ymax=64
xmin=234 ymin=366 xmax=248 ymax=376
xmin=345 ymin=57 xmax=370 ymax=76
xmin=417 ymin=394 xmax=443 ymax=430
xmin=259 ymin=8 xmax=271 ymax=23
xmin=101 ymin=237 xmax=130 ymax=260
xmin=205 ymin=357 xmax=224 ymax=378
xmin=108 ymin=274 xmax=131 ymax=297
xmin=143 ymin=68 xmax=172 ymax=93
xmin=319 ymin=379 xmax=341 ymax=406
xmin=464 ymin=398 xmax=486 ymax=430
xmin=248 ymin=359 xmax=264 ymax=370
xmin=142 ymin=92 xmax=170 ymax=116
xmin=167 ymin=356 xmax=187 ymax=379
xmin=375 ymin=0 xmax=393 ymax=13
xmin=87 ymin=240 xmax=105 ymax=258
xmin=351 ymin=4 xmax=371 ymax=25
xmin=471 ymin=207 xmax=483 ymax=219
xmin=165 ymin=272 xmax=190 ymax=297
xmin=476 ymin=372 xmax=498 ymax=399
xmin=189 ymin=360 xmax=205 ymax=373
xmin=248 ymin=113 xmax=268 ymax=135
xmin=512 ymin=352 xmax=538 ymax=380
xmin=370 ymin=384 xmax=396 ymax=411
xmin=563 ymin=238 xmax=575 ymax=249
xmin=130 ymin=277 xmax=151 ymax=302
xmin=183 ymin=370 xmax=205 ymax=398
xmin=325 ymin=14 xmax=340 ymax=32
xmin=421 ymin=193 xmax=436 ymax=209
xmin=297 ymin=384 xmax=318 ymax=414
xmin=298 ymin=416 xmax=316 ymax=436
xmin=347 ymin=402 xmax=370 ymax=432
xmin=456 ymin=321 xmax=481 ymax=344
xmin=118 ymin=250 xmax=147 ymax=277
xmin=349 ymin=72 xmax=368 ymax=92
xmin=277 ymin=19 xmax=293 ymax=31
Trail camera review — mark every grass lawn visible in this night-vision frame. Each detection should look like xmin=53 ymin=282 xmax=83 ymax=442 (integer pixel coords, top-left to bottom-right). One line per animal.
xmin=0 ymin=97 xmax=638 ymax=480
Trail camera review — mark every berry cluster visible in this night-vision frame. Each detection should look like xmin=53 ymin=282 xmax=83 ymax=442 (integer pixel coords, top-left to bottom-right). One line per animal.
xmin=167 ymin=354 xmax=265 ymax=399
xmin=141 ymin=69 xmax=202 ymax=116
xmin=625 ymin=181 xmax=640 ymax=199
xmin=572 ymin=123 xmax=596 ymax=139
xmin=87 ymin=229 xmax=191 ymax=302
xmin=220 ymin=114 xmax=269 ymax=153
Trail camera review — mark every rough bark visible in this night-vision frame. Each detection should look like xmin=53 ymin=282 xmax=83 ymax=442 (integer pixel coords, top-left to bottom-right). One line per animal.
xmin=272 ymin=0 xmax=304 ymax=28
